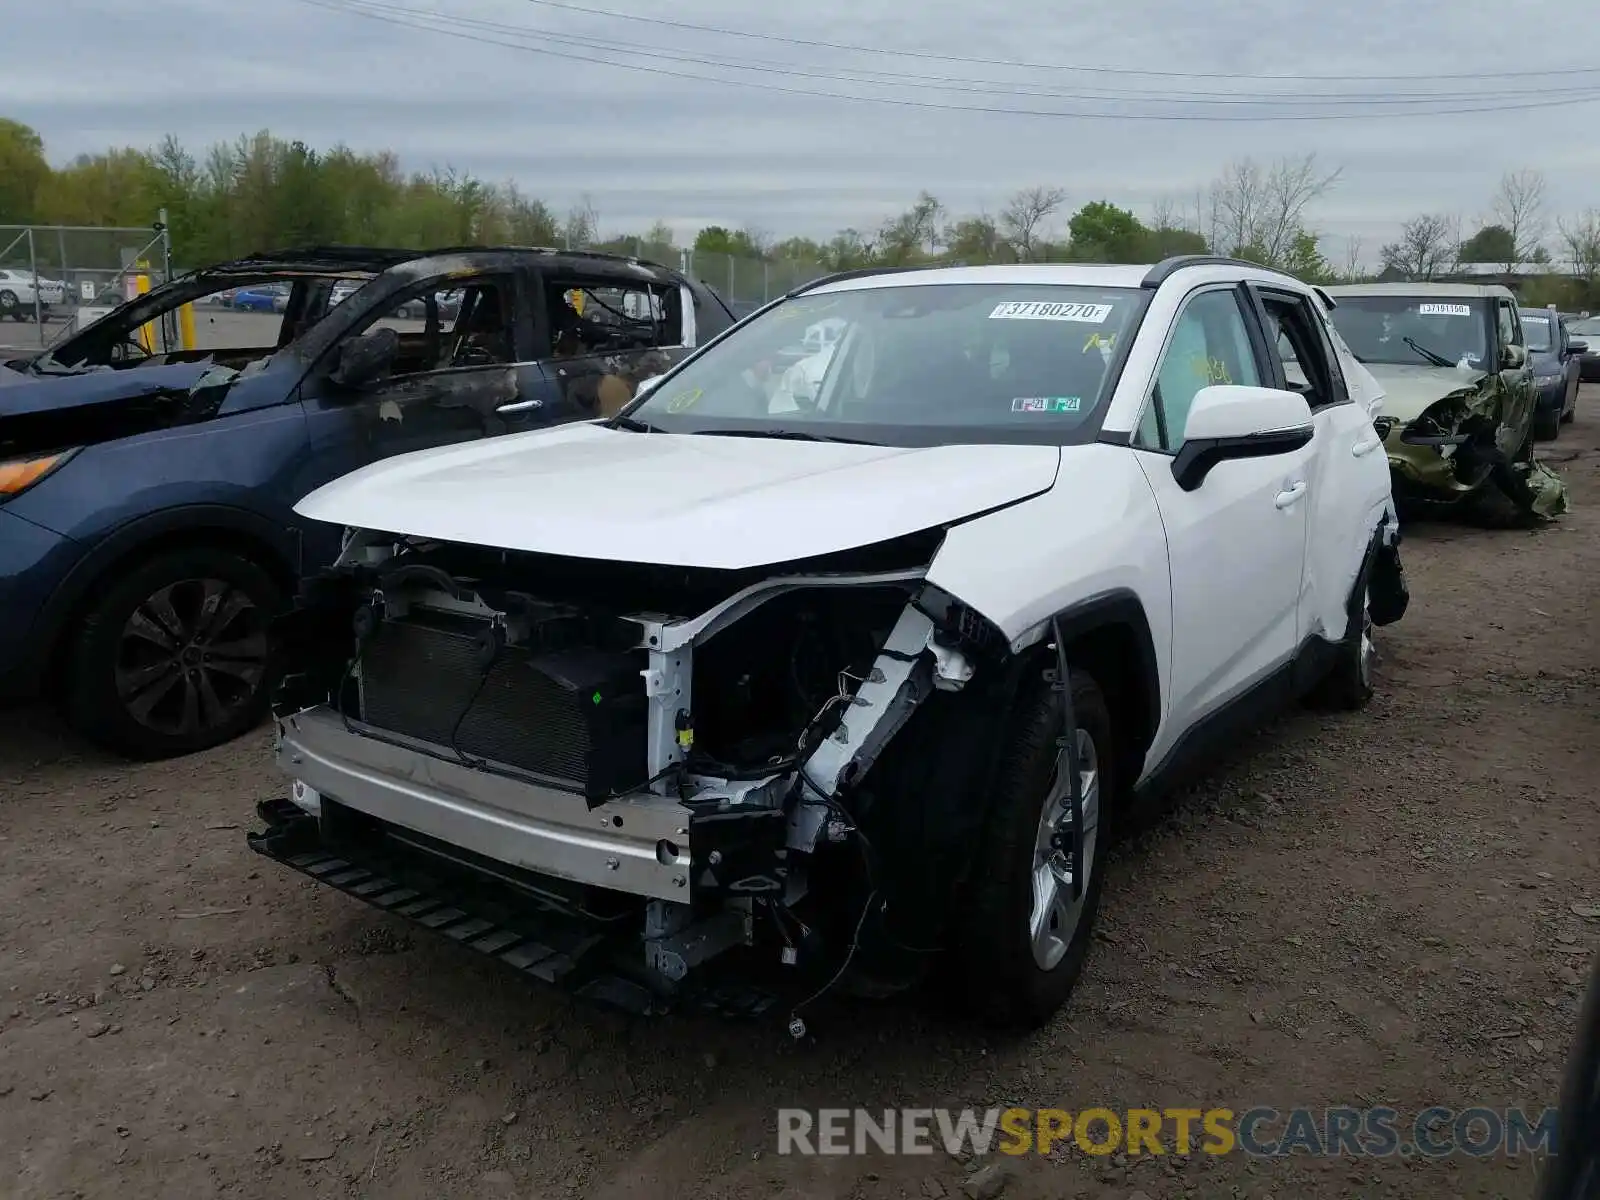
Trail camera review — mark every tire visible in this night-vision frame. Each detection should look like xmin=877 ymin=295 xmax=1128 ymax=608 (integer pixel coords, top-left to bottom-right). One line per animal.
xmin=1534 ymin=406 xmax=1562 ymax=442
xmin=1307 ymin=549 xmax=1376 ymax=711
xmin=0 ymin=290 xmax=18 ymax=319
xmin=62 ymin=546 xmax=283 ymax=760
xmin=953 ymin=666 xmax=1114 ymax=1029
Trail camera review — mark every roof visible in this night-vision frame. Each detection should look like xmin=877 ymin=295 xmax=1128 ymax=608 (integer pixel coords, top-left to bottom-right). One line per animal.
xmin=201 ymin=244 xmax=678 ymax=279
xmin=806 ymin=264 xmax=1153 ymax=294
xmin=800 ymin=255 xmax=1311 ymax=296
xmin=1324 ymin=282 xmax=1515 ymax=299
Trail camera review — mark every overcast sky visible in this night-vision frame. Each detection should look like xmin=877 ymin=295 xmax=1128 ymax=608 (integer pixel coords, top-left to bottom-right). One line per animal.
xmin=5 ymin=0 xmax=1600 ymax=263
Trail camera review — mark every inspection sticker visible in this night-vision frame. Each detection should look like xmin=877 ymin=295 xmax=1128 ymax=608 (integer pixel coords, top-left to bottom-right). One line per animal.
xmin=989 ymin=301 xmax=1113 ymax=323
xmin=1418 ymin=303 xmax=1472 ymax=317
xmin=1012 ymin=396 xmax=1082 ymax=413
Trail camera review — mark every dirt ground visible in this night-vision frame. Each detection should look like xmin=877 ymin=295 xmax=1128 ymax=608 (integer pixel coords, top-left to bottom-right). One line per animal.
xmin=2 ymin=396 xmax=1597 ymax=1200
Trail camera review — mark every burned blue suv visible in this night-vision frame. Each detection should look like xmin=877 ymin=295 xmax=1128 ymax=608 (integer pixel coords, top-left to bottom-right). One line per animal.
xmin=0 ymin=245 xmax=733 ymax=758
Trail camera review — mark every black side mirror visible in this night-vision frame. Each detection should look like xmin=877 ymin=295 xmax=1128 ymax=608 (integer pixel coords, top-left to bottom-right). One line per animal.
xmin=329 ymin=327 xmax=399 ymax=389
xmin=1567 ymin=339 xmax=1589 ymax=356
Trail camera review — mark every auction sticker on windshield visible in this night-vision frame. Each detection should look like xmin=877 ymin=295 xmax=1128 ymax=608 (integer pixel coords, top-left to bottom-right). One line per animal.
xmin=989 ymin=301 xmax=1113 ymax=323
xmin=1418 ymin=303 xmax=1472 ymax=317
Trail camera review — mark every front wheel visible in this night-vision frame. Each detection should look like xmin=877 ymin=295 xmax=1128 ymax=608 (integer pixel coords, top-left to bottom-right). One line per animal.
xmin=953 ymin=667 xmax=1114 ymax=1029
xmin=63 ymin=547 xmax=283 ymax=759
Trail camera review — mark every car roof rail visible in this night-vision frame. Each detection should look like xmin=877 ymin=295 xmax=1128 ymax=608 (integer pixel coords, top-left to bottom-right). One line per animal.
xmin=1140 ymin=254 xmax=1305 ymax=289
xmin=243 ymin=244 xmax=675 ymax=273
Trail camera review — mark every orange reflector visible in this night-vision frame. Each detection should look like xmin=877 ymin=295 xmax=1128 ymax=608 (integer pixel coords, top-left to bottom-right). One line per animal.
xmin=0 ymin=454 xmax=64 ymax=495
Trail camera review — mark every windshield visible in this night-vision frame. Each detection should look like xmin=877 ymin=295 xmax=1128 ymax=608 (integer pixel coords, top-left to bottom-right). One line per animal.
xmin=1570 ymin=318 xmax=1600 ymax=338
xmin=1329 ymin=296 xmax=1489 ymax=369
xmin=625 ymin=283 xmax=1148 ymax=445
xmin=1521 ymin=313 xmax=1552 ymax=351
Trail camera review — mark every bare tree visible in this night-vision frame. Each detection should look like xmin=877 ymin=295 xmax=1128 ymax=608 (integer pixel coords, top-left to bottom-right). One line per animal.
xmin=1206 ymin=154 xmax=1343 ymax=267
xmin=1000 ymin=185 xmax=1067 ymax=262
xmin=1380 ymin=213 xmax=1461 ymax=280
xmin=740 ymin=224 xmax=774 ymax=257
xmin=1490 ymin=169 xmax=1547 ymax=267
xmin=1558 ymin=208 xmax=1600 ymax=286
xmin=1148 ymin=195 xmax=1180 ymax=233
xmin=562 ymin=193 xmax=600 ymax=249
xmin=1339 ymin=234 xmax=1366 ymax=282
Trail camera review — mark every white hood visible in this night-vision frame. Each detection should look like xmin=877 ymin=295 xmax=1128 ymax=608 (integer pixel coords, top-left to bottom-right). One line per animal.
xmin=1364 ymin=363 xmax=1488 ymax=422
xmin=294 ymin=422 xmax=1062 ymax=570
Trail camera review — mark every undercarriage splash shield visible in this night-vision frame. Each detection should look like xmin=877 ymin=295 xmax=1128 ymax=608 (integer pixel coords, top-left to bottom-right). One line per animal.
xmin=246 ymin=799 xmax=776 ymax=1018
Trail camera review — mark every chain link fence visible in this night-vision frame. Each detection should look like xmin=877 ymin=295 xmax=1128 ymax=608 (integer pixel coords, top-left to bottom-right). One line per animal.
xmin=0 ymin=218 xmax=173 ymax=349
xmin=583 ymin=236 xmax=832 ymax=318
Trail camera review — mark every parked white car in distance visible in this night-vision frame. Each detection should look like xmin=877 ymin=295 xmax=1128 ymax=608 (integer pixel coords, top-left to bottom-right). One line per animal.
xmin=0 ymin=268 xmax=67 ymax=321
xmin=258 ymin=255 xmax=1409 ymax=1029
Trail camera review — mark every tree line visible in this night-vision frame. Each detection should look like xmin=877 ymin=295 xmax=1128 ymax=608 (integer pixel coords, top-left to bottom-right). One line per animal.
xmin=3 ymin=117 xmax=1597 ymax=306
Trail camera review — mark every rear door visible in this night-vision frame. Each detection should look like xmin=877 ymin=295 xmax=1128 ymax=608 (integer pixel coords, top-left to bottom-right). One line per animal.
xmin=533 ymin=269 xmax=699 ymax=419
xmin=1249 ymin=284 xmax=1385 ymax=652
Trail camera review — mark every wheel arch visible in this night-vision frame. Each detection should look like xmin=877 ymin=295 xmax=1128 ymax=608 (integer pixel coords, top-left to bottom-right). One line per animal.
xmin=33 ymin=505 xmax=300 ymax=692
xmin=1016 ymin=590 xmax=1162 ymax=797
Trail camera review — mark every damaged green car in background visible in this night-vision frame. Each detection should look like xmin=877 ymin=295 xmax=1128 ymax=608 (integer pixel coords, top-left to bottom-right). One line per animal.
xmin=1323 ymin=283 xmax=1568 ymax=520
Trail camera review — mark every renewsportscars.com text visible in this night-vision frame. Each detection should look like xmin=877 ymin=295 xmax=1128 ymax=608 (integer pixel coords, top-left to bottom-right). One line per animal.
xmin=776 ymin=1106 xmax=1559 ymax=1159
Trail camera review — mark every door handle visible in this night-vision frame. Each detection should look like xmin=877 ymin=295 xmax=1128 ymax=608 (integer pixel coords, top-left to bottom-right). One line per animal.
xmin=1274 ymin=481 xmax=1307 ymax=509
xmin=1352 ymin=437 xmax=1381 ymax=457
xmin=495 ymin=398 xmax=543 ymax=414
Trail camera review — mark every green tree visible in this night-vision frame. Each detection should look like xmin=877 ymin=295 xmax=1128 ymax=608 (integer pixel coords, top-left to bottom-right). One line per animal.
xmin=1281 ymin=230 xmax=1333 ymax=283
xmin=1458 ymin=224 xmax=1517 ymax=264
xmin=1067 ymin=201 xmax=1147 ymax=262
xmin=943 ymin=214 xmax=1009 ymax=264
xmin=0 ymin=118 xmax=49 ymax=222
xmin=1145 ymin=226 xmax=1208 ymax=258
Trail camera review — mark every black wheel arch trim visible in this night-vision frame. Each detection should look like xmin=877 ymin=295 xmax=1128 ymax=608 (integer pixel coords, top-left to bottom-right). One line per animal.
xmin=1016 ymin=588 xmax=1162 ymax=767
xmin=25 ymin=504 xmax=302 ymax=684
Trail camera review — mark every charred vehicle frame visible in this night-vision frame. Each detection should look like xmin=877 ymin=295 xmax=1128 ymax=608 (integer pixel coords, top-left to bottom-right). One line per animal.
xmin=0 ymin=245 xmax=733 ymax=759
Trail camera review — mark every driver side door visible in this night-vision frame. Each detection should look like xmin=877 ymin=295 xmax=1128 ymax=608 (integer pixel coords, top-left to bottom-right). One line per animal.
xmin=1131 ymin=284 xmax=1313 ymax=732
xmin=296 ymin=271 xmax=548 ymax=513
xmin=1494 ymin=297 xmax=1535 ymax=456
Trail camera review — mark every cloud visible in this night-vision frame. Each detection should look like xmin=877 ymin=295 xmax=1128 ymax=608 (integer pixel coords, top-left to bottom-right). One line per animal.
xmin=6 ymin=0 xmax=1600 ymax=259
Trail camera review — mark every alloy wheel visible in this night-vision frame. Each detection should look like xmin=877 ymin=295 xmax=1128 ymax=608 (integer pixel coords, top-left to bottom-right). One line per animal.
xmin=113 ymin=577 xmax=268 ymax=737
xmin=1030 ymin=727 xmax=1101 ymax=970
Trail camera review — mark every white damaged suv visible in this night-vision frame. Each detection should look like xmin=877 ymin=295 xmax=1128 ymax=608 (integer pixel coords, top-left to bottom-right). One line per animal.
xmin=253 ymin=256 xmax=1408 ymax=1029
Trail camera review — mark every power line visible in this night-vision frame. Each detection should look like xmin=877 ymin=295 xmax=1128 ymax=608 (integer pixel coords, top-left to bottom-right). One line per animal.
xmin=515 ymin=0 xmax=1600 ymax=84
xmin=328 ymin=0 xmax=1600 ymax=106
xmin=302 ymin=0 xmax=1600 ymax=121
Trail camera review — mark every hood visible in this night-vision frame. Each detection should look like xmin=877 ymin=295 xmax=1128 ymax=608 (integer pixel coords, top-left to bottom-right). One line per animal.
xmin=0 ymin=361 xmax=216 ymax=419
xmin=294 ymin=422 xmax=1062 ymax=570
xmin=1362 ymin=363 xmax=1488 ymax=422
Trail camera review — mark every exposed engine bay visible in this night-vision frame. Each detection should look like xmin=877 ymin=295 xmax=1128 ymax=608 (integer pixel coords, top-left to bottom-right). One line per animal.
xmin=257 ymin=526 xmax=1020 ymax=1018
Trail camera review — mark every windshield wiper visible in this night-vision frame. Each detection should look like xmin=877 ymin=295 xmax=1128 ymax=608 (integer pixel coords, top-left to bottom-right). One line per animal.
xmin=608 ymin=415 xmax=660 ymax=433
xmin=690 ymin=427 xmax=883 ymax=446
xmin=1403 ymin=337 xmax=1458 ymax=369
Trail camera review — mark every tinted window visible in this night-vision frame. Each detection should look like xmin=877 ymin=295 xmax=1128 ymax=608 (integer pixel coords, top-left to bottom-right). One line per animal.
xmin=1329 ymin=296 xmax=1489 ymax=369
xmin=628 ymin=283 xmax=1149 ymax=445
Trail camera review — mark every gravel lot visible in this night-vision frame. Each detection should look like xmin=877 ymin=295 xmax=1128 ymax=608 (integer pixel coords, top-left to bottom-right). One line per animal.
xmin=2 ymin=394 xmax=1597 ymax=1200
